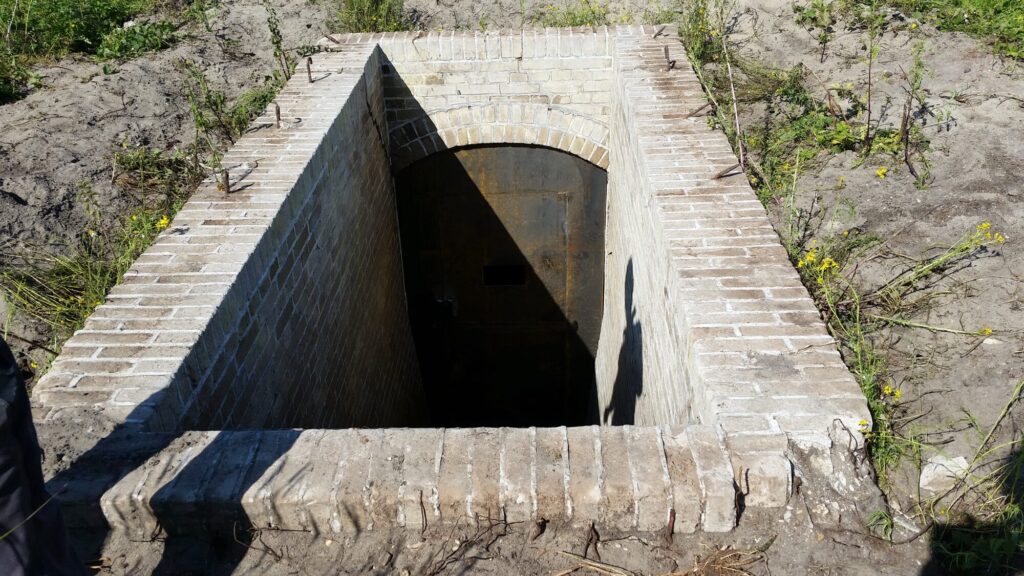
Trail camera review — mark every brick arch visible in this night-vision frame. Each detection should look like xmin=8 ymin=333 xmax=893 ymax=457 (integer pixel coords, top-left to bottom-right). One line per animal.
xmin=388 ymin=102 xmax=609 ymax=171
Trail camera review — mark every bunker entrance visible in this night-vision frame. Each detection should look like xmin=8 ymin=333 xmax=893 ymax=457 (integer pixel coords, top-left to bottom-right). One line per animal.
xmin=396 ymin=145 xmax=607 ymax=428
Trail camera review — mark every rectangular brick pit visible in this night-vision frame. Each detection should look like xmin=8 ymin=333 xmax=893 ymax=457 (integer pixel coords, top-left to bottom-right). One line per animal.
xmin=34 ymin=27 xmax=871 ymax=539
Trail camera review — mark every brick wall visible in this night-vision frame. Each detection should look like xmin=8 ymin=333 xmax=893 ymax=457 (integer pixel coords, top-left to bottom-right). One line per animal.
xmin=32 ymin=45 xmax=427 ymax=432
xmin=372 ymin=30 xmax=613 ymax=170
xmin=174 ymin=49 xmax=426 ymax=430
xmin=595 ymin=37 xmax=693 ymax=427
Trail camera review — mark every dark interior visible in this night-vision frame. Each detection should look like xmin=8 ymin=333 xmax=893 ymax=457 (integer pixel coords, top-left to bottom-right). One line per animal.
xmin=395 ymin=145 xmax=607 ymax=427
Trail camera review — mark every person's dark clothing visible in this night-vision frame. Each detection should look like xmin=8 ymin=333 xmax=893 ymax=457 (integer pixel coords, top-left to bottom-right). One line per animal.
xmin=0 ymin=339 xmax=84 ymax=575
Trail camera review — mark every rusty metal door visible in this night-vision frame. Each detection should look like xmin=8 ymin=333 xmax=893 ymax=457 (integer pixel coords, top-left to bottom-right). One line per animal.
xmin=396 ymin=145 xmax=605 ymax=427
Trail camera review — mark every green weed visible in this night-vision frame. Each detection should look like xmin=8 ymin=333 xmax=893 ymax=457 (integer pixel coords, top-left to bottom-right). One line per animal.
xmin=887 ymin=0 xmax=1024 ymax=59
xmin=183 ymin=0 xmax=217 ymax=31
xmin=868 ymin=508 xmax=896 ymax=539
xmin=0 ymin=185 xmax=180 ymax=339
xmin=794 ymin=0 xmax=838 ymax=61
xmin=333 ymin=0 xmax=412 ymax=33
xmin=113 ymin=145 xmax=204 ymax=206
xmin=0 ymin=44 xmax=30 ymax=102
xmin=179 ymin=59 xmax=282 ymax=160
xmin=784 ymin=219 xmax=1006 ymax=489
xmin=96 ymin=21 xmax=176 ymax=61
xmin=537 ymin=0 xmax=610 ymax=27
xmin=262 ymin=0 xmax=295 ymax=81
xmin=0 ymin=0 xmax=153 ymax=96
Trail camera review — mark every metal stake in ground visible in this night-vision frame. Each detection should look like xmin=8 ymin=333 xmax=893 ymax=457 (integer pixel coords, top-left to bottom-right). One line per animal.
xmin=274 ymin=102 xmax=281 ymax=128
xmin=664 ymin=46 xmax=676 ymax=71
xmin=221 ymin=169 xmax=231 ymax=194
xmin=686 ymin=102 xmax=713 ymax=118
xmin=306 ymin=57 xmax=313 ymax=83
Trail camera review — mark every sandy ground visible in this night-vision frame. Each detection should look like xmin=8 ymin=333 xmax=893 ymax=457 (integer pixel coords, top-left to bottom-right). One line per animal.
xmin=83 ymin=500 xmax=927 ymax=576
xmin=733 ymin=0 xmax=1024 ymax=528
xmin=1 ymin=0 xmax=1022 ymax=573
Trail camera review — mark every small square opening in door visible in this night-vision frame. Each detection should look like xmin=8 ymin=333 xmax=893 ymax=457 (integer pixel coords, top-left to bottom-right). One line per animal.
xmin=483 ymin=264 xmax=527 ymax=286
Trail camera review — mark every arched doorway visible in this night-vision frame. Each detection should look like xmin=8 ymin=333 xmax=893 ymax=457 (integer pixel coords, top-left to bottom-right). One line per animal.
xmin=395 ymin=145 xmax=607 ymax=427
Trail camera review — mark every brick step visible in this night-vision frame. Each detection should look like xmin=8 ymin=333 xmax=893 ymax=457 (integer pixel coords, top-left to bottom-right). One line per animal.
xmin=87 ymin=425 xmax=737 ymax=540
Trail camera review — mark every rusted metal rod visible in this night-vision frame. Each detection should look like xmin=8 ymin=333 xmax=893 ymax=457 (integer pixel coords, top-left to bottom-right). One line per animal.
xmin=274 ymin=102 xmax=281 ymax=128
xmin=713 ymin=162 xmax=741 ymax=180
xmin=686 ymin=102 xmax=713 ymax=118
xmin=306 ymin=57 xmax=313 ymax=83
xmin=221 ymin=169 xmax=231 ymax=193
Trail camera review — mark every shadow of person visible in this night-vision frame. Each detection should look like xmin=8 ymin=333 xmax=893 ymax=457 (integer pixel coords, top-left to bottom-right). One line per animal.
xmin=149 ymin=430 xmax=301 ymax=575
xmin=919 ymin=445 xmax=1024 ymax=575
xmin=603 ymin=260 xmax=643 ymax=425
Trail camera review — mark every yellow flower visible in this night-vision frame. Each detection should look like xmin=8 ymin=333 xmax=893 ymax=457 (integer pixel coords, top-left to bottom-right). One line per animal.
xmin=980 ymin=327 xmax=993 ymax=336
xmin=858 ymin=419 xmax=870 ymax=429
xmin=156 ymin=215 xmax=171 ymax=231
xmin=818 ymin=257 xmax=839 ymax=274
xmin=130 ymin=214 xmax=137 ymax=222
xmin=994 ymin=232 xmax=1006 ymax=244
xmin=875 ymin=166 xmax=888 ymax=179
xmin=883 ymin=384 xmax=893 ymax=396
xmin=29 ymin=360 xmax=38 ymax=370
xmin=910 ymin=22 xmax=918 ymax=30
xmin=893 ymin=389 xmax=903 ymax=400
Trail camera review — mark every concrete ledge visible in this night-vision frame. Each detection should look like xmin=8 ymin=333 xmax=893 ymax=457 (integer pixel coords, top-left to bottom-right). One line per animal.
xmin=89 ymin=426 xmax=735 ymax=537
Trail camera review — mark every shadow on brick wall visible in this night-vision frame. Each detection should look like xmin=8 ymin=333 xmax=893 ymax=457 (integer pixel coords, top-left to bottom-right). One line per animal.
xmin=602 ymin=259 xmax=644 ymax=425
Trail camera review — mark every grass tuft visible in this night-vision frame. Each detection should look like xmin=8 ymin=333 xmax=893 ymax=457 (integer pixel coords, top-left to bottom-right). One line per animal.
xmin=96 ymin=21 xmax=177 ymax=61
xmin=334 ymin=0 xmax=412 ymax=33
xmin=0 ymin=185 xmax=181 ymax=340
xmin=537 ymin=0 xmax=610 ymax=27
xmin=0 ymin=0 xmax=154 ymax=98
xmin=886 ymin=0 xmax=1024 ymax=59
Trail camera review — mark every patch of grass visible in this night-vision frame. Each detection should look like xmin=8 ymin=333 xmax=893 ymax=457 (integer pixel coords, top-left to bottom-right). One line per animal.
xmin=789 ymin=220 xmax=1005 ymax=483
xmin=179 ymin=59 xmax=283 ymax=161
xmin=0 ymin=0 xmax=151 ymax=56
xmin=1 ymin=1 xmax=292 ymax=350
xmin=0 ymin=0 xmax=155 ymax=98
xmin=0 ymin=44 xmax=30 ymax=102
xmin=96 ymin=21 xmax=176 ymax=61
xmin=0 ymin=185 xmax=181 ymax=339
xmin=887 ymin=0 xmax=1024 ymax=59
xmin=680 ymin=0 xmax=1007 ymax=502
xmin=113 ymin=145 xmax=204 ymax=205
xmin=537 ymin=0 xmax=610 ymax=27
xmin=333 ymin=0 xmax=412 ymax=33
xmin=682 ymin=0 xmax=934 ymax=204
